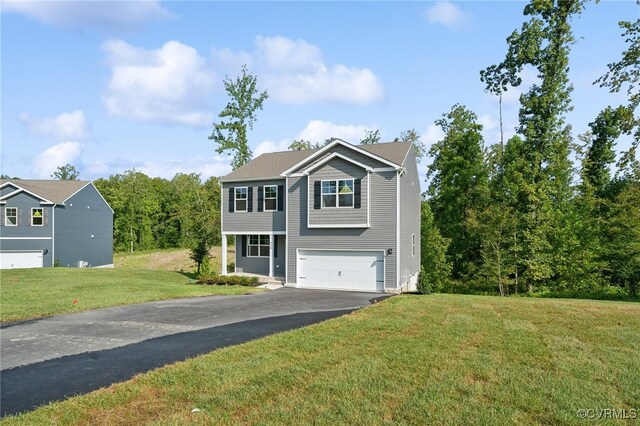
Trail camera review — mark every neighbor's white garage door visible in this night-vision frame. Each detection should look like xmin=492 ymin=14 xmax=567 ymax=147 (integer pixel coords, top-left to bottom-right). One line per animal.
xmin=0 ymin=251 xmax=43 ymax=269
xmin=297 ymin=250 xmax=384 ymax=292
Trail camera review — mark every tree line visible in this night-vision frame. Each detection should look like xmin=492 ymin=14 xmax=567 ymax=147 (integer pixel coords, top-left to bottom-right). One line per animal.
xmin=419 ymin=0 xmax=639 ymax=299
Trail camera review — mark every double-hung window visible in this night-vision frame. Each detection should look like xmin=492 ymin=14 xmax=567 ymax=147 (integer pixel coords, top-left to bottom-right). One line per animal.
xmin=264 ymin=185 xmax=277 ymax=211
xmin=235 ymin=187 xmax=248 ymax=212
xmin=248 ymin=235 xmax=270 ymax=257
xmin=321 ymin=179 xmax=354 ymax=208
xmin=31 ymin=208 xmax=44 ymax=226
xmin=5 ymin=207 xmax=17 ymax=226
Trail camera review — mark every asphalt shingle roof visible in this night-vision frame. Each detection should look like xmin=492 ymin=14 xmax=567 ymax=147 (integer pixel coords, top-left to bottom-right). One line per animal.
xmin=222 ymin=140 xmax=412 ymax=181
xmin=0 ymin=179 xmax=90 ymax=203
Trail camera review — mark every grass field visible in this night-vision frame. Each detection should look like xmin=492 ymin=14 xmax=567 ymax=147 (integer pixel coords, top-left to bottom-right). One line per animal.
xmin=114 ymin=246 xmax=235 ymax=273
xmin=4 ymin=294 xmax=638 ymax=425
xmin=0 ymin=268 xmax=258 ymax=323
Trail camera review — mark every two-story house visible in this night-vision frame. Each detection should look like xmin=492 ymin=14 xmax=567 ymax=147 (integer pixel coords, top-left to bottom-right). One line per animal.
xmin=0 ymin=179 xmax=113 ymax=269
xmin=220 ymin=139 xmax=421 ymax=293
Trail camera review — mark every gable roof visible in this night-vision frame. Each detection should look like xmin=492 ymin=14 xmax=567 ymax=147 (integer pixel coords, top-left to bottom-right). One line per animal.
xmin=0 ymin=179 xmax=91 ymax=204
xmin=221 ymin=140 xmax=412 ymax=182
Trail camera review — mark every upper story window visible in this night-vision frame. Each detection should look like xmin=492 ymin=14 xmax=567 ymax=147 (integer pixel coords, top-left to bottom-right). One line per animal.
xmin=235 ymin=187 xmax=248 ymax=212
xmin=412 ymin=234 xmax=416 ymax=257
xmin=321 ymin=179 xmax=353 ymax=208
xmin=5 ymin=207 xmax=17 ymax=226
xmin=264 ymin=185 xmax=277 ymax=211
xmin=31 ymin=208 xmax=44 ymax=226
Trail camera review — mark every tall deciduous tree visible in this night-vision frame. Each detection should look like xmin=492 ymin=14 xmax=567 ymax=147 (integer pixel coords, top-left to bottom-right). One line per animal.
xmin=427 ymin=104 xmax=488 ymax=279
xmin=209 ymin=65 xmax=268 ymax=170
xmin=360 ymin=129 xmax=381 ymax=145
xmin=481 ymin=0 xmax=585 ymax=291
xmin=51 ymin=164 xmax=79 ymax=180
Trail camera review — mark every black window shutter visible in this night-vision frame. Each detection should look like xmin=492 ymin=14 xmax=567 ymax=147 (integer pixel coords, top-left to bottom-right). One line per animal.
xmin=313 ymin=181 xmax=321 ymax=209
xmin=241 ymin=235 xmax=247 ymax=257
xmin=277 ymin=185 xmax=284 ymax=211
xmin=247 ymin=187 xmax=253 ymax=212
xmin=228 ymin=188 xmax=234 ymax=213
xmin=257 ymin=186 xmax=264 ymax=212
xmin=274 ymin=236 xmax=278 ymax=257
xmin=354 ymin=179 xmax=362 ymax=209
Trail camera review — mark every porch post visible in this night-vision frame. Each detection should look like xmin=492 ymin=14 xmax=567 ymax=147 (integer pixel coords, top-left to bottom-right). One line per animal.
xmin=268 ymin=233 xmax=274 ymax=278
xmin=221 ymin=234 xmax=227 ymax=275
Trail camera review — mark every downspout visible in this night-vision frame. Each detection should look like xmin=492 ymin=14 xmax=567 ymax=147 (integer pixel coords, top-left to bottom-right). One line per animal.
xmin=51 ymin=204 xmax=57 ymax=267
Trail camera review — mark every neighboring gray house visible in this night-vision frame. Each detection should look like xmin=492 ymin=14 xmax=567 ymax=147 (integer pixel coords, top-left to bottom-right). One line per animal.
xmin=220 ymin=139 xmax=421 ymax=293
xmin=0 ymin=179 xmax=113 ymax=269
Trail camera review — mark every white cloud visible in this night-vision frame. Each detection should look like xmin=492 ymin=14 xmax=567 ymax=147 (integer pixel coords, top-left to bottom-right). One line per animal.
xmin=479 ymin=114 xmax=498 ymax=131
xmin=425 ymin=1 xmax=468 ymax=29
xmin=253 ymin=140 xmax=292 ymax=157
xmin=102 ymin=39 xmax=215 ymax=127
xmin=139 ymin=156 xmax=231 ymax=180
xmin=33 ymin=142 xmax=82 ymax=178
xmin=213 ymin=35 xmax=385 ymax=105
xmin=297 ymin=120 xmax=372 ymax=144
xmin=422 ymin=123 xmax=445 ymax=147
xmin=2 ymin=0 xmax=170 ymax=30
xmin=19 ymin=110 xmax=89 ymax=140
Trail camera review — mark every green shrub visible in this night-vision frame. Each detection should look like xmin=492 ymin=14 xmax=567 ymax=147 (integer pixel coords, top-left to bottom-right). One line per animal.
xmin=196 ymin=274 xmax=259 ymax=287
xmin=417 ymin=266 xmax=432 ymax=294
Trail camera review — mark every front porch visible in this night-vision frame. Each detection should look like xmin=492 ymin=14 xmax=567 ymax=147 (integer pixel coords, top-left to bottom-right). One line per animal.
xmin=221 ymin=233 xmax=286 ymax=279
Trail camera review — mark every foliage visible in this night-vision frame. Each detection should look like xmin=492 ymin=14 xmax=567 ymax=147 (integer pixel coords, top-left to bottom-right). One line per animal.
xmin=416 ymin=266 xmax=431 ymax=294
xmin=190 ymin=238 xmax=211 ymax=274
xmin=419 ymin=202 xmax=451 ymax=292
xmin=360 ymin=129 xmax=381 ymax=145
xmin=196 ymin=274 xmax=260 ymax=286
xmin=427 ymin=104 xmax=488 ymax=279
xmin=395 ymin=128 xmax=426 ymax=161
xmin=289 ymin=139 xmax=314 ymax=151
xmin=94 ymin=170 xmax=221 ymax=254
xmin=209 ymin=65 xmax=269 ymax=170
xmin=51 ymin=164 xmax=79 ymax=180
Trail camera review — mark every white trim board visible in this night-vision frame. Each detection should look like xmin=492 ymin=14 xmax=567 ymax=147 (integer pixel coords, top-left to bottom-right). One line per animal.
xmin=281 ymin=139 xmax=400 ymax=176
xmin=0 ymin=237 xmax=53 ymax=240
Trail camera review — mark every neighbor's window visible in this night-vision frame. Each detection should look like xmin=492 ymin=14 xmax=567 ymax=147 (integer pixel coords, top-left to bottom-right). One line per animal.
xmin=321 ymin=179 xmax=353 ymax=208
xmin=31 ymin=208 xmax=43 ymax=226
xmin=248 ymin=235 xmax=270 ymax=257
xmin=264 ymin=185 xmax=277 ymax=211
xmin=235 ymin=187 xmax=248 ymax=212
xmin=412 ymin=234 xmax=416 ymax=257
xmin=5 ymin=207 xmax=17 ymax=226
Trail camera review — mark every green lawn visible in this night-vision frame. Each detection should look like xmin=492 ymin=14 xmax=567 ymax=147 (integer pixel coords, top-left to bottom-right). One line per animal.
xmin=0 ymin=268 xmax=259 ymax=323
xmin=3 ymin=294 xmax=638 ymax=425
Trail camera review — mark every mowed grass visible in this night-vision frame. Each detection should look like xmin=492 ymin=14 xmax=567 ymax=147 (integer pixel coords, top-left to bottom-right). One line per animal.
xmin=114 ymin=246 xmax=235 ymax=273
xmin=0 ymin=268 xmax=258 ymax=323
xmin=4 ymin=294 xmax=639 ymax=425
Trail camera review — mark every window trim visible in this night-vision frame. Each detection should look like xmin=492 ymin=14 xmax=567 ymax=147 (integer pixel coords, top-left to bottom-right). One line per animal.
xmin=5 ymin=207 xmax=17 ymax=226
xmin=263 ymin=185 xmax=277 ymax=212
xmin=234 ymin=187 xmax=248 ymax=212
xmin=247 ymin=234 xmax=270 ymax=258
xmin=320 ymin=179 xmax=354 ymax=209
xmin=31 ymin=207 xmax=44 ymax=227
xmin=412 ymin=234 xmax=415 ymax=257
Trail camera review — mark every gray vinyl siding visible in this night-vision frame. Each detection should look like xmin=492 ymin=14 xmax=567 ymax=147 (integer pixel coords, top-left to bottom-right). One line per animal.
xmin=54 ymin=184 xmax=113 ymax=267
xmin=1 ymin=184 xmax=20 ymax=197
xmin=308 ymin=157 xmax=368 ymax=226
xmin=287 ymin=171 xmax=397 ymax=290
xmin=0 ymin=192 xmax=54 ymax=267
xmin=235 ymin=234 xmax=285 ymax=277
xmin=222 ymin=180 xmax=286 ymax=233
xmin=399 ymin=147 xmax=421 ymax=286
xmin=296 ymin=145 xmax=390 ymax=172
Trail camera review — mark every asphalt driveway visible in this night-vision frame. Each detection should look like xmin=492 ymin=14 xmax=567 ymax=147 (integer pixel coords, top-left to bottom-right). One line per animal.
xmin=1 ymin=288 xmax=387 ymax=417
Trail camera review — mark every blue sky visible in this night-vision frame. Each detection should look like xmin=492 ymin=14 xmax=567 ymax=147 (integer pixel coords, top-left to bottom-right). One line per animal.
xmin=1 ymin=1 xmax=636 ymax=185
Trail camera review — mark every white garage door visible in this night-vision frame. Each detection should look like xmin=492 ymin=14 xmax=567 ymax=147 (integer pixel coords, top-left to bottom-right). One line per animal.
xmin=297 ymin=250 xmax=384 ymax=292
xmin=0 ymin=251 xmax=43 ymax=269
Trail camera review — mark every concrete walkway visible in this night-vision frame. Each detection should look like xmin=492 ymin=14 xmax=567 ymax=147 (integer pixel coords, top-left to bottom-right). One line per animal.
xmin=1 ymin=288 xmax=387 ymax=417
